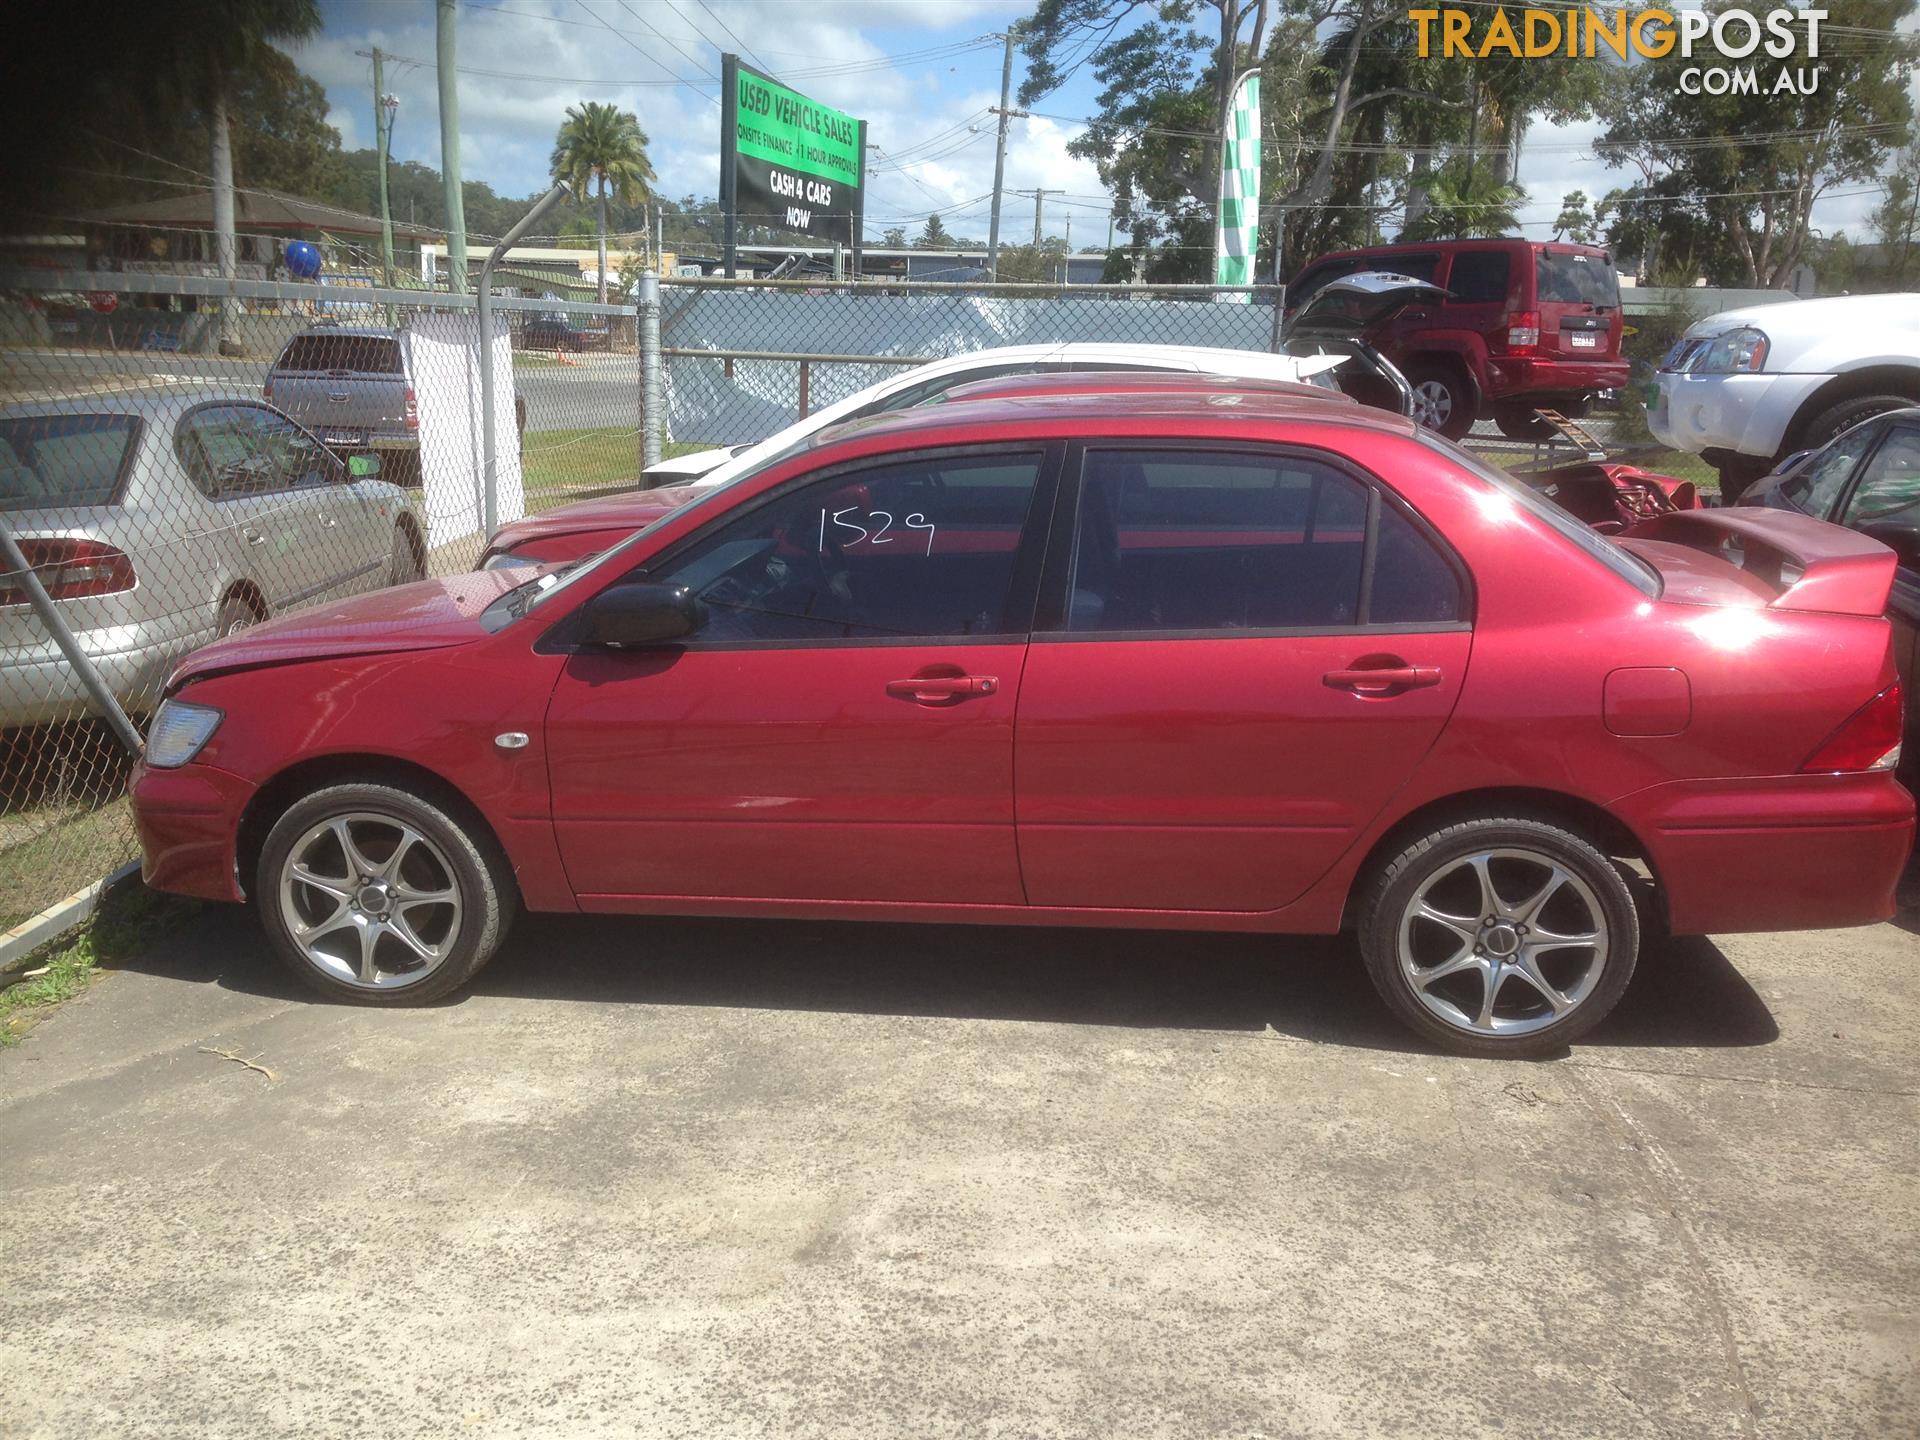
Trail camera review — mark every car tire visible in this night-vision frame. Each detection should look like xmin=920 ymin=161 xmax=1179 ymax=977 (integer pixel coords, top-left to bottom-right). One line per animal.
xmin=1493 ymin=407 xmax=1555 ymax=441
xmin=1798 ymin=392 xmax=1917 ymax=455
xmin=388 ymin=522 xmax=426 ymax=584
xmin=215 ymin=594 xmax=263 ymax=638
xmin=1356 ymin=815 xmax=1640 ymax=1058
xmin=1712 ymin=452 xmax=1774 ymax=504
xmin=257 ymin=781 xmax=516 ymax=1005
xmin=1406 ymin=362 xmax=1476 ymax=439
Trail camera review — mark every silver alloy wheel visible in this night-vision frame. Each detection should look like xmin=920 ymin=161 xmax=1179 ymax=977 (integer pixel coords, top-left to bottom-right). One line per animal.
xmin=1396 ymin=847 xmax=1608 ymax=1037
xmin=278 ymin=811 xmax=463 ymax=990
xmin=1412 ymin=378 xmax=1454 ymax=430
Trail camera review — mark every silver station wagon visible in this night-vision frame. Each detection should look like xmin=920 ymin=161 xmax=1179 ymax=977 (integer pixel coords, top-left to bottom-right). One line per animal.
xmin=0 ymin=392 xmax=428 ymax=727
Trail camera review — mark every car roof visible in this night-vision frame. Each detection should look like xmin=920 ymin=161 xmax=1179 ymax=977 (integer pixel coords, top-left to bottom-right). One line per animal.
xmin=813 ymin=387 xmax=1418 ymax=450
xmin=938 ymin=369 xmax=1358 ymax=408
xmin=913 ymin=342 xmax=1312 ymax=375
xmin=289 ymin=325 xmax=402 ymax=338
xmin=1305 ymin=238 xmax=1608 ymax=262
xmin=0 ymin=390 xmax=262 ymax=422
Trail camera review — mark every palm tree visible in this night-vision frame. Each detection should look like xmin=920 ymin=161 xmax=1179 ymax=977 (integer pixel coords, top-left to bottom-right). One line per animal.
xmin=550 ymin=103 xmax=656 ymax=303
xmin=130 ymin=0 xmax=321 ymax=352
xmin=1399 ymin=160 xmax=1524 ymax=242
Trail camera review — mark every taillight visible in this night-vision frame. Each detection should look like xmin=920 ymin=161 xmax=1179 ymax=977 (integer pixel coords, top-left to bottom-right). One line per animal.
xmin=1801 ymin=683 xmax=1904 ymax=773
xmin=404 ymin=386 xmax=419 ymax=430
xmin=0 ymin=539 xmax=137 ymax=605
xmin=1497 ymin=310 xmax=1540 ymax=353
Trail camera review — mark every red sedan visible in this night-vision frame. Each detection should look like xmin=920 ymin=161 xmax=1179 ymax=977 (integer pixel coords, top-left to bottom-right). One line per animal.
xmin=131 ymin=391 xmax=1912 ymax=1057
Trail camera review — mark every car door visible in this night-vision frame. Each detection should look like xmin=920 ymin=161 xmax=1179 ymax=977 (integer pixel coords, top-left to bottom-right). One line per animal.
xmin=1767 ymin=418 xmax=1884 ymax=515
xmin=1833 ymin=421 xmax=1920 ymax=742
xmin=542 ymin=444 xmax=1058 ymax=906
xmin=241 ymin=404 xmax=389 ymax=597
xmin=1014 ymin=443 xmax=1472 ymax=913
xmin=175 ymin=403 xmax=319 ymax=610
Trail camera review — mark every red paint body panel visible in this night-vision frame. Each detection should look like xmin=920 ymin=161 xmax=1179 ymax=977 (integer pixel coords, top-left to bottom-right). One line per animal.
xmin=480 ymin=487 xmax=699 ymax=567
xmin=1603 ymin=667 xmax=1692 ymax=737
xmin=128 ymin=392 xmax=1912 ymax=951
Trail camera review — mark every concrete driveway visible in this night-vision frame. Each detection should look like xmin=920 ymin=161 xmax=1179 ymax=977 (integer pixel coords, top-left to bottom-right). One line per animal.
xmin=2 ymin=887 xmax=1916 ymax=1439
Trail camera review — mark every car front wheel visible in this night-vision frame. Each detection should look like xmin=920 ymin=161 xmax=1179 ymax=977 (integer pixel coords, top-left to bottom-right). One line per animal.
xmin=257 ymin=782 xmax=516 ymax=1004
xmin=1357 ymin=816 xmax=1639 ymax=1057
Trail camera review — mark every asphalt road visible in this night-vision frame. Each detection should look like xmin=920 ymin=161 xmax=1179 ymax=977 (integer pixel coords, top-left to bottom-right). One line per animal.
xmin=2 ymin=878 xmax=1916 ymax=1438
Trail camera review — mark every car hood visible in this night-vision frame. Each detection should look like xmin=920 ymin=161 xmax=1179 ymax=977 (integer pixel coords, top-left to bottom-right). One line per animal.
xmin=643 ymin=446 xmax=741 ymax=482
xmin=488 ymin=485 xmax=702 ymax=551
xmin=167 ymin=569 xmax=527 ymax=689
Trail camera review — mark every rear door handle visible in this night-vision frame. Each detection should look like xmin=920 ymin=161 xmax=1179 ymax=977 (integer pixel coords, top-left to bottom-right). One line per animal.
xmin=1324 ymin=665 xmax=1442 ymax=694
xmin=886 ymin=674 xmax=998 ymax=703
xmin=243 ymin=529 xmax=266 ymax=546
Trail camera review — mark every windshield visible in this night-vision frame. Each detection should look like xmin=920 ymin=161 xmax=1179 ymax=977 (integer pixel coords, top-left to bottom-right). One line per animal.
xmin=521 ymin=430 xmax=821 ymax=612
xmin=1416 ymin=432 xmax=1660 ymax=597
xmin=1535 ymin=250 xmax=1618 ymax=307
xmin=0 ymin=415 xmax=140 ymax=510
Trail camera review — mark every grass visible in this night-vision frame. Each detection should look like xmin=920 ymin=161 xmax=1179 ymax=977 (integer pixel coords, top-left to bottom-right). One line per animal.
xmin=0 ymin=883 xmax=195 ymax=1046
xmin=512 ymin=352 xmax=568 ymax=370
xmin=521 ymin=427 xmax=707 ymax=511
xmin=0 ymin=799 xmax=137 ymax=934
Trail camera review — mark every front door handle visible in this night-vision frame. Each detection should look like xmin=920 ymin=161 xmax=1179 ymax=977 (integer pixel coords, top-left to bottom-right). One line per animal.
xmin=243 ymin=529 xmax=267 ymax=546
xmin=886 ymin=674 xmax=998 ymax=704
xmin=1324 ymin=665 xmax=1442 ymax=694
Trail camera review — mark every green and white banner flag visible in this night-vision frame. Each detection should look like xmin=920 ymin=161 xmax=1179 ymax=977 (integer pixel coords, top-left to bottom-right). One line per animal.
xmin=1214 ymin=70 xmax=1261 ymax=300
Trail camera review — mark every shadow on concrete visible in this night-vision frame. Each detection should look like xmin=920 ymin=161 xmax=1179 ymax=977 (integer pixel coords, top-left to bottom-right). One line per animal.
xmin=120 ymin=901 xmax=1779 ymax=1055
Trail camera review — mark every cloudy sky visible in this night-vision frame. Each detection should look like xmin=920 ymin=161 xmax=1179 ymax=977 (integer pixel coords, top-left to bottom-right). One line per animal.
xmin=295 ymin=0 xmax=1893 ymax=249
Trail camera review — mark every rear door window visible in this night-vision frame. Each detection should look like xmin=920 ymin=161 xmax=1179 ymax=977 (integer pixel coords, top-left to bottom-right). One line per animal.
xmin=274 ymin=334 xmax=404 ymax=374
xmin=1839 ymin=426 xmax=1920 ymax=526
xmin=1446 ymin=251 xmax=1511 ymax=304
xmin=1060 ymin=448 xmax=1462 ymax=633
xmin=0 ymin=415 xmax=140 ymax=510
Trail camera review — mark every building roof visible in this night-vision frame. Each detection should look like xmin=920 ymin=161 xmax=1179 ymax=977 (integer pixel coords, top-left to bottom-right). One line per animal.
xmin=86 ymin=188 xmax=438 ymax=241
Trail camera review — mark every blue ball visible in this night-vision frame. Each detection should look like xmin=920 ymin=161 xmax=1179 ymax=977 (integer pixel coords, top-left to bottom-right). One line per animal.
xmin=285 ymin=241 xmax=322 ymax=278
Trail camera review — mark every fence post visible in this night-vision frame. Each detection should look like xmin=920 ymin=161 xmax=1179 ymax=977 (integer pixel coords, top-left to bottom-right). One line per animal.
xmin=478 ymin=182 xmax=570 ymax=537
xmin=639 ymin=272 xmax=663 ymax=473
xmin=0 ymin=521 xmax=143 ymax=759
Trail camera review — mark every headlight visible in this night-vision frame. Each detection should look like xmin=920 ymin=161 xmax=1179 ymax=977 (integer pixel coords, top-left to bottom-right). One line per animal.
xmin=482 ymin=550 xmax=541 ymax=572
xmin=146 ymin=700 xmax=222 ymax=769
xmin=1691 ymin=326 xmax=1770 ymax=374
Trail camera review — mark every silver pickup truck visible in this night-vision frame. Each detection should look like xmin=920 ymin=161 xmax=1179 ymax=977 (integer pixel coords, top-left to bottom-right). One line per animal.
xmin=264 ymin=326 xmax=421 ymax=485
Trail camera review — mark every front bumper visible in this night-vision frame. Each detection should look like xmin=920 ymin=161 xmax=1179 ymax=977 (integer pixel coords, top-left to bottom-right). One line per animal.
xmin=1615 ymin=771 xmax=1914 ymax=934
xmin=1648 ymin=370 xmax=1832 ymax=459
xmin=130 ymin=759 xmax=256 ymax=902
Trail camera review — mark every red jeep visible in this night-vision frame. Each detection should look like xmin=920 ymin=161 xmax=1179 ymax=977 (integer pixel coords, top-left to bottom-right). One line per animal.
xmin=1286 ymin=239 xmax=1629 ymax=440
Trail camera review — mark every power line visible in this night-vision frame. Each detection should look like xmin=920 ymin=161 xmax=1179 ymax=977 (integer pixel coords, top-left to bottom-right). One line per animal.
xmin=611 ymin=0 xmax=721 ymax=83
xmin=572 ymin=0 xmax=718 ymax=107
xmin=688 ymin=0 xmax=776 ymax=78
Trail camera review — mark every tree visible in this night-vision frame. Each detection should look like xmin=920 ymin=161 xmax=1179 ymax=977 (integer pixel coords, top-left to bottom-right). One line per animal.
xmin=1872 ymin=140 xmax=1920 ymax=285
xmin=1815 ymin=231 xmax=1857 ymax=294
xmin=109 ymin=0 xmax=323 ymax=350
xmin=1599 ymin=0 xmax=1918 ymax=287
xmin=1396 ymin=159 xmax=1522 ymax=241
xmin=996 ymin=238 xmax=1070 ymax=282
xmin=881 ymin=226 xmax=908 ymax=248
xmin=917 ymin=213 xmax=955 ymax=248
xmin=1552 ymin=191 xmax=1599 ymax=245
xmin=550 ymin=101 xmax=655 ymax=303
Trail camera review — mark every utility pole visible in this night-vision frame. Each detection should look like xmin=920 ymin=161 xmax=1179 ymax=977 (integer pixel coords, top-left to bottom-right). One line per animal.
xmin=1028 ymin=188 xmax=1063 ymax=247
xmin=1062 ymin=214 xmax=1070 ymax=285
xmin=371 ymin=49 xmax=397 ymax=289
xmin=436 ymin=0 xmax=468 ymax=292
xmin=985 ymin=28 xmax=1022 ymax=280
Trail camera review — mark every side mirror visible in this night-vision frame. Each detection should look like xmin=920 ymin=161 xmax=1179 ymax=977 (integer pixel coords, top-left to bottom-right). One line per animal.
xmin=581 ymin=581 xmax=708 ymax=647
xmin=1860 ymin=520 xmax=1920 ymax=568
xmin=347 ymin=453 xmax=382 ymax=479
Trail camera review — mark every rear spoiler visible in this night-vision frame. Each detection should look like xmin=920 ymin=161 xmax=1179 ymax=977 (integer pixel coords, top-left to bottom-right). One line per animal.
xmin=1623 ymin=507 xmax=1897 ymax=617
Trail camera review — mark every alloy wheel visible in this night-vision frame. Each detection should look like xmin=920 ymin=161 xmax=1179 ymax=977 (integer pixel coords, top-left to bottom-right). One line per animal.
xmin=278 ymin=811 xmax=464 ymax=990
xmin=1396 ymin=846 xmax=1609 ymax=1037
xmin=1412 ymin=379 xmax=1454 ymax=430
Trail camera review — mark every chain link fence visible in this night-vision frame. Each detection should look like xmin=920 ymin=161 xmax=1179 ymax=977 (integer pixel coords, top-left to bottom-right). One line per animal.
xmin=0 ymin=267 xmax=1305 ymax=936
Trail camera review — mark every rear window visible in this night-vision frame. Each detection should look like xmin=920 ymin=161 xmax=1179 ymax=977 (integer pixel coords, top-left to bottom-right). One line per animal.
xmin=1416 ymin=431 xmax=1659 ymax=597
xmin=1535 ymin=250 xmax=1618 ymax=307
xmin=273 ymin=334 xmax=403 ymax=374
xmin=0 ymin=415 xmax=139 ymax=510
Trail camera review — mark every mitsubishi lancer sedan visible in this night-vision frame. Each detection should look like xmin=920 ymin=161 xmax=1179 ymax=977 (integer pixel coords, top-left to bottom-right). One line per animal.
xmin=130 ymin=390 xmax=1913 ymax=1058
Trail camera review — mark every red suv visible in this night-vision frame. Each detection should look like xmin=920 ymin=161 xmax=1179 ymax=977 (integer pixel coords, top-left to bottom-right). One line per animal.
xmin=1286 ymin=239 xmax=1628 ymax=440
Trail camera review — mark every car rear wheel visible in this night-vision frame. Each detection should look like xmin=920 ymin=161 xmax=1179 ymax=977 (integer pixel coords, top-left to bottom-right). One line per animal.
xmin=1493 ymin=407 xmax=1554 ymax=441
xmin=1356 ymin=816 xmax=1639 ymax=1058
xmin=1406 ymin=363 xmax=1475 ymax=439
xmin=215 ymin=594 xmax=263 ymax=637
xmin=388 ymin=523 xmax=426 ymax=584
xmin=257 ymin=782 xmax=516 ymax=1005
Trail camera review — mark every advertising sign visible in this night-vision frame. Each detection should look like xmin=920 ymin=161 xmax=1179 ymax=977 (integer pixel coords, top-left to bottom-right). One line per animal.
xmin=720 ymin=54 xmax=865 ymax=273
